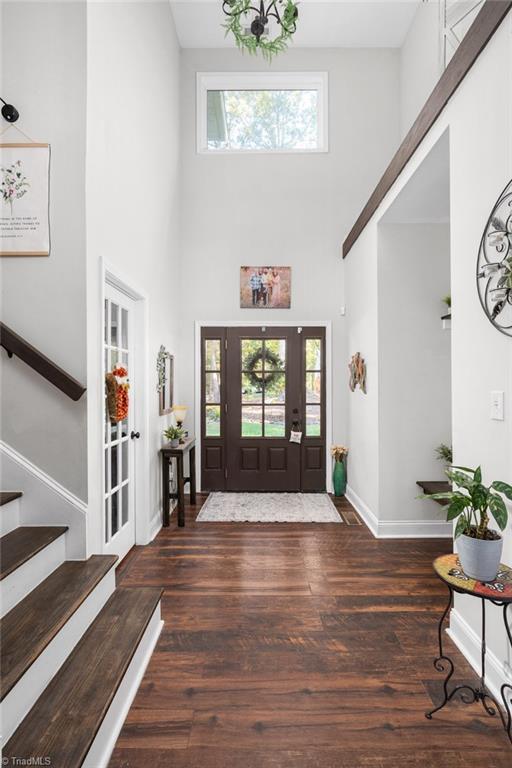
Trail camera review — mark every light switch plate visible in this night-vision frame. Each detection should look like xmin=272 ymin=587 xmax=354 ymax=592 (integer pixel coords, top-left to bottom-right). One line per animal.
xmin=490 ymin=391 xmax=504 ymax=421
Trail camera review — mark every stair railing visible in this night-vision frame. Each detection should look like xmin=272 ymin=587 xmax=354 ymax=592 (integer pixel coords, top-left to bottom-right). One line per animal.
xmin=0 ymin=322 xmax=86 ymax=401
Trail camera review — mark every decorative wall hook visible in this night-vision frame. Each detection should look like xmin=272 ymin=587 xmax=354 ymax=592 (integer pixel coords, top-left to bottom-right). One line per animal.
xmin=1 ymin=98 xmax=19 ymax=123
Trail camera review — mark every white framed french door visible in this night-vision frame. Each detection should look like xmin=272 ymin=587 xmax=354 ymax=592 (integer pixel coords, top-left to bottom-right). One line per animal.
xmin=103 ymin=282 xmax=138 ymax=559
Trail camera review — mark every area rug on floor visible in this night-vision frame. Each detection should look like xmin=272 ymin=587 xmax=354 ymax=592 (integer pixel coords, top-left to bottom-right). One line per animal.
xmin=196 ymin=492 xmax=342 ymax=523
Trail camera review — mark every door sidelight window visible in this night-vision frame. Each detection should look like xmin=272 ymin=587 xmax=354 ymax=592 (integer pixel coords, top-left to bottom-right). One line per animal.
xmin=305 ymin=338 xmax=322 ymax=436
xmin=204 ymin=339 xmax=222 ymax=437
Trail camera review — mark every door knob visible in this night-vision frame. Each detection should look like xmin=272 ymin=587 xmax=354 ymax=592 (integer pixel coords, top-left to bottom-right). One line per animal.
xmin=130 ymin=431 xmax=141 ymax=440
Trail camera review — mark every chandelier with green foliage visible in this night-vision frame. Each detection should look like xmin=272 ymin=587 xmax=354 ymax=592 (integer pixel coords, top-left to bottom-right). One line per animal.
xmin=222 ymin=0 xmax=299 ymax=59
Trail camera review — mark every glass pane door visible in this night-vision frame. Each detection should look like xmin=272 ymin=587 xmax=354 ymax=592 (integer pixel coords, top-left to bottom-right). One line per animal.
xmin=225 ymin=327 xmax=301 ymax=492
xmin=103 ymin=285 xmax=136 ymax=557
xmin=240 ymin=338 xmax=286 ymax=438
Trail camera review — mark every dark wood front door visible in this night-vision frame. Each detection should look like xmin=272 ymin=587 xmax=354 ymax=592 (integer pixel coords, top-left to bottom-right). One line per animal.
xmin=200 ymin=326 xmax=326 ymax=492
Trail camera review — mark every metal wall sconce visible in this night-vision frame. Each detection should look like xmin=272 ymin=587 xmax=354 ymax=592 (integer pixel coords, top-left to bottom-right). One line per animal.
xmin=1 ymin=97 xmax=19 ymax=123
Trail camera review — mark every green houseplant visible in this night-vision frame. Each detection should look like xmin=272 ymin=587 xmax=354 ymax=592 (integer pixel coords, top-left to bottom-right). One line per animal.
xmin=423 ymin=466 xmax=511 ymax=582
xmin=163 ymin=425 xmax=184 ymax=449
xmin=434 ymin=443 xmax=453 ymax=466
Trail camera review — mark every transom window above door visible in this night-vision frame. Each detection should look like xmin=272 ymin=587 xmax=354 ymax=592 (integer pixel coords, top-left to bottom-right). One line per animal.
xmin=197 ymin=72 xmax=328 ymax=154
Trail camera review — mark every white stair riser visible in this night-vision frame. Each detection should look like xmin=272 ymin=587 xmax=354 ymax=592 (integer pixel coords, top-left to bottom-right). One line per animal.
xmin=0 ymin=534 xmax=66 ymax=618
xmin=82 ymin=603 xmax=163 ymax=768
xmin=0 ymin=498 xmax=20 ymax=537
xmin=0 ymin=566 xmax=117 ymax=746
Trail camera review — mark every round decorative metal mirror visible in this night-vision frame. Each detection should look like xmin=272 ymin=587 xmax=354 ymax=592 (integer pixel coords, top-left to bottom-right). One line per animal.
xmin=476 ymin=179 xmax=512 ymax=337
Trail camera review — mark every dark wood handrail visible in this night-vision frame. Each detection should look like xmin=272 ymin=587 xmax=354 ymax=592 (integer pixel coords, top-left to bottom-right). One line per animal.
xmin=0 ymin=322 xmax=86 ymax=401
xmin=343 ymin=0 xmax=512 ymax=258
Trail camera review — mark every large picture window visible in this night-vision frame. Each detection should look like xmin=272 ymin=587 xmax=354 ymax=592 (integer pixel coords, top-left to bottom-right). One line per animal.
xmin=197 ymin=72 xmax=328 ymax=154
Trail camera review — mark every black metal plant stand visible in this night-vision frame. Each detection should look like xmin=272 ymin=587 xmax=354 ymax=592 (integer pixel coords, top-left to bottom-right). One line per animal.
xmin=426 ymin=555 xmax=512 ymax=744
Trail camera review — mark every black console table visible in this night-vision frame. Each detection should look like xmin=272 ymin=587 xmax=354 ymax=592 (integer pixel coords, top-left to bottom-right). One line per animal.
xmin=426 ymin=553 xmax=512 ymax=744
xmin=161 ymin=438 xmax=196 ymax=528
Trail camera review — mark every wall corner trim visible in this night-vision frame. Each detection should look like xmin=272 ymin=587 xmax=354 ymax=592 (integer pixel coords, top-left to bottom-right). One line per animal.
xmin=345 ymin=485 xmax=379 ymax=537
xmin=346 ymin=484 xmax=452 ymax=539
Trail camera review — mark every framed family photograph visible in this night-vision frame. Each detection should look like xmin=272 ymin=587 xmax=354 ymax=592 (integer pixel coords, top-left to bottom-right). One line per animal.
xmin=240 ymin=266 xmax=291 ymax=309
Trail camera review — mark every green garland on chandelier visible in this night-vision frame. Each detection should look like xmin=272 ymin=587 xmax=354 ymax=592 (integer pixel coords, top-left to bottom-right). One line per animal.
xmin=223 ymin=0 xmax=299 ymax=60
xmin=244 ymin=348 xmax=283 ymax=388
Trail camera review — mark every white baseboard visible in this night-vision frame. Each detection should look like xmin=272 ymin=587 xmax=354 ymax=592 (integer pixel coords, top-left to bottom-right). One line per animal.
xmin=149 ymin=515 xmax=162 ymax=543
xmin=346 ymin=485 xmax=452 ymax=539
xmin=448 ymin=607 xmax=512 ymax=704
xmin=378 ymin=519 xmax=453 ymax=538
xmin=82 ymin=603 xmax=163 ymax=768
xmin=0 ymin=441 xmax=87 ymax=559
xmin=0 ymin=565 xmax=116 ymax=745
xmin=345 ymin=485 xmax=379 ymax=536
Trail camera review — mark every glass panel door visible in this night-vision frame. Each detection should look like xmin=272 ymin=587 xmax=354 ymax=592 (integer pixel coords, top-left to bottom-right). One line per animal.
xmin=225 ymin=327 xmax=301 ymax=492
xmin=103 ymin=284 xmax=136 ymax=558
xmin=240 ymin=338 xmax=286 ymax=438
xmin=203 ymin=325 xmax=326 ymax=492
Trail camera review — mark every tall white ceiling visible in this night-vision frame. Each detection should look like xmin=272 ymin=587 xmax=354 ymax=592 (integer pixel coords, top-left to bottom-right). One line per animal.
xmin=170 ymin=0 xmax=422 ymax=49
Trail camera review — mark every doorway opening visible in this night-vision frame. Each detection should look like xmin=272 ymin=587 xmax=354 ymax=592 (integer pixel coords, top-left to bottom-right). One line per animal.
xmin=198 ymin=324 xmax=330 ymax=493
xmin=377 ymin=130 xmax=452 ymax=527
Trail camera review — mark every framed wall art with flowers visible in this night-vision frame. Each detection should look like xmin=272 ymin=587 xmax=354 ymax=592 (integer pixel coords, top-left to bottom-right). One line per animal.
xmin=0 ymin=142 xmax=51 ymax=256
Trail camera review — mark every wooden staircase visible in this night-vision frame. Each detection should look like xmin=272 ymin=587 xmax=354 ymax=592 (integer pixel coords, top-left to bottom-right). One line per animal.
xmin=0 ymin=491 xmax=163 ymax=766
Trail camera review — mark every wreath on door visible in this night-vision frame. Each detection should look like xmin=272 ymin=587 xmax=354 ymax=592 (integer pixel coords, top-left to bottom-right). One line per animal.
xmin=244 ymin=348 xmax=283 ymax=387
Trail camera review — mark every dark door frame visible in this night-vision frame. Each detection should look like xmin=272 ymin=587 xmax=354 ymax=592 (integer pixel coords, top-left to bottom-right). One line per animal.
xmin=195 ymin=321 xmax=332 ymax=493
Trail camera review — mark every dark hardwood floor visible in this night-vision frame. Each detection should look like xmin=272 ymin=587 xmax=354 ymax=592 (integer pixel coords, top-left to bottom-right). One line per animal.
xmin=110 ymin=494 xmax=511 ymax=767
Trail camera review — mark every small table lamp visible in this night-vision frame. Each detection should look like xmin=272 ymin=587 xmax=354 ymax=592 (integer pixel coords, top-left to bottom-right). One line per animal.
xmin=172 ymin=405 xmax=187 ymax=442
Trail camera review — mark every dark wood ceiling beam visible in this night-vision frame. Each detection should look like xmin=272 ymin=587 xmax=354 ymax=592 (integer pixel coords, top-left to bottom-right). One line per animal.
xmin=342 ymin=1 xmax=512 ymax=258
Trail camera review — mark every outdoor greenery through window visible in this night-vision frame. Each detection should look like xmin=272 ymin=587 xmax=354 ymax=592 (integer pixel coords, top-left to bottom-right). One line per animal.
xmin=198 ymin=73 xmax=327 ymax=153
xmin=241 ymin=338 xmax=286 ymax=437
xmin=204 ymin=339 xmax=221 ymax=437
xmin=305 ymin=338 xmax=322 ymax=436
xmin=207 ymin=90 xmax=318 ymax=151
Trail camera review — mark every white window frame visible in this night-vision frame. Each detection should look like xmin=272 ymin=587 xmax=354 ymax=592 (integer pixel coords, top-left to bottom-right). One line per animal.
xmin=196 ymin=71 xmax=329 ymax=155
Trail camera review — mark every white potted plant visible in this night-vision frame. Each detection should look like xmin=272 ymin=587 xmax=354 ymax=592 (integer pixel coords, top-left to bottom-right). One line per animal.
xmin=422 ymin=466 xmax=511 ymax=582
xmin=163 ymin=425 xmax=184 ymax=449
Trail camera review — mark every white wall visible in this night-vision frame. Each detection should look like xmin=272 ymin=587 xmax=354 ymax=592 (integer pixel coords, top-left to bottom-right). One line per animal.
xmin=346 ymin=13 xmax=512 ymax=694
xmin=0 ymin=2 xmax=88 ymax=499
xmin=378 ymin=223 xmax=451 ymax=527
xmin=86 ymin=2 xmax=182 ymax=550
xmin=448 ymin=14 xmax=512 ymax=684
xmin=179 ymin=47 xmax=401 ymax=469
xmin=345 ymin=223 xmax=380 ymax=523
xmin=400 ymin=0 xmax=442 ymax=137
